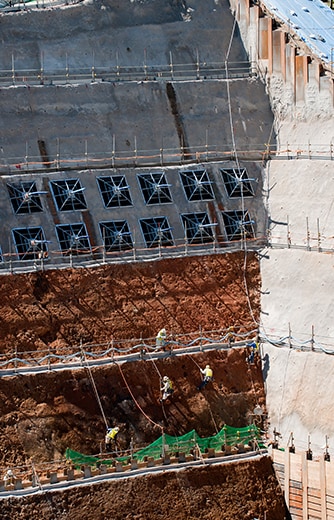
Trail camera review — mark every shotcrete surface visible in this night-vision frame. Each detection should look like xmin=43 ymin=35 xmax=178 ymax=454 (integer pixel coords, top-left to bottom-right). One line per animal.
xmin=0 ymin=0 xmax=274 ymax=161
xmin=261 ymin=123 xmax=334 ymax=453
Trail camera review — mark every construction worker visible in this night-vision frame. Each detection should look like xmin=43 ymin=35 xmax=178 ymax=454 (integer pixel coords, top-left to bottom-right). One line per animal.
xmin=4 ymin=469 xmax=15 ymax=486
xmin=156 ymin=328 xmax=167 ymax=349
xmin=227 ymin=326 xmax=235 ymax=346
xmin=247 ymin=339 xmax=259 ymax=364
xmin=198 ymin=364 xmax=213 ymax=390
xmin=105 ymin=426 xmax=120 ymax=452
xmin=160 ymin=375 xmax=174 ymax=402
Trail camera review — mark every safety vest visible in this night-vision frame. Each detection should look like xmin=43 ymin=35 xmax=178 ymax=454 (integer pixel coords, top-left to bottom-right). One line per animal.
xmin=205 ymin=368 xmax=213 ymax=378
xmin=249 ymin=341 xmax=259 ymax=351
xmin=106 ymin=429 xmax=119 ymax=440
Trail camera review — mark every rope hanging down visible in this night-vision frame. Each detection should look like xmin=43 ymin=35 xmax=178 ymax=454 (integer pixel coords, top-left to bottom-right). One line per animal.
xmin=80 ymin=346 xmax=109 ymax=430
xmin=146 ymin=350 xmax=163 ymax=380
xmin=225 ymin=19 xmax=259 ymax=328
xmin=117 ymin=362 xmax=163 ymax=431
xmin=186 ymin=353 xmax=202 ymax=370
xmin=186 ymin=353 xmax=218 ymax=433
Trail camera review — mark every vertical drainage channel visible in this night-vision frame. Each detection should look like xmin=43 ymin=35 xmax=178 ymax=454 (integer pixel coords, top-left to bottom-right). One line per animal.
xmin=166 ymin=82 xmax=192 ymax=161
xmin=81 ymin=209 xmax=99 ymax=259
xmin=38 ymin=140 xmax=50 ymax=168
xmin=43 ymin=177 xmax=60 ymax=225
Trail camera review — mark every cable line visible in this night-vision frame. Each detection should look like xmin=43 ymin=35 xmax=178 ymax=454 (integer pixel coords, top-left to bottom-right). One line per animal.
xmin=225 ymin=24 xmax=259 ymax=329
xmin=161 ymin=401 xmax=169 ymax=424
xmin=247 ymin=359 xmax=260 ymax=408
xmin=186 ymin=353 xmax=219 ymax=433
xmin=117 ymin=362 xmax=163 ymax=431
xmin=186 ymin=353 xmax=202 ymax=370
xmin=80 ymin=346 xmax=109 ymax=430
xmin=206 ymin=401 xmax=219 ymax=434
xmin=146 ymin=350 xmax=163 ymax=380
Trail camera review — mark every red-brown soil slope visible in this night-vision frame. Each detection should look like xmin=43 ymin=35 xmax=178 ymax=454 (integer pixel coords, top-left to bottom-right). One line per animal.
xmin=1 ymin=458 xmax=286 ymax=520
xmin=0 ymin=252 xmax=259 ymax=354
xmin=0 ymin=252 xmax=287 ymax=520
xmin=0 ymin=252 xmax=261 ymax=465
xmin=0 ymin=348 xmax=265 ymax=464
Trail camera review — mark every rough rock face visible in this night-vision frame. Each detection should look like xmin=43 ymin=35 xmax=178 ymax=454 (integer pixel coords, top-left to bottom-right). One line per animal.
xmin=0 ymin=347 xmax=265 ymax=464
xmin=0 ymin=253 xmax=260 ymax=353
xmin=1 ymin=458 xmax=287 ymax=520
xmin=0 ymin=252 xmax=261 ymax=466
xmin=0 ymin=252 xmax=287 ymax=518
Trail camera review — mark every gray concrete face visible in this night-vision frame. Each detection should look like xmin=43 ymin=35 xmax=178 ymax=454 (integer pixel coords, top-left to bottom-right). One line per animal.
xmin=0 ymin=160 xmax=267 ymax=267
xmin=0 ymin=0 xmax=275 ymax=271
xmin=0 ymin=79 xmax=274 ymax=165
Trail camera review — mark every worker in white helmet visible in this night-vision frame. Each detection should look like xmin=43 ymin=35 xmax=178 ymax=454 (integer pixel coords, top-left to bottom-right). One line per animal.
xmin=160 ymin=375 xmax=174 ymax=402
xmin=4 ymin=469 xmax=15 ymax=486
xmin=156 ymin=328 xmax=167 ymax=349
xmin=198 ymin=364 xmax=213 ymax=390
xmin=105 ymin=426 xmax=120 ymax=452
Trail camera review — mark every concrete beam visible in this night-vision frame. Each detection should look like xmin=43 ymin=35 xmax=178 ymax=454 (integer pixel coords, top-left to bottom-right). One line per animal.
xmin=272 ymin=30 xmax=286 ymax=81
xmin=259 ymin=17 xmax=271 ymax=62
xmin=295 ymin=55 xmax=308 ymax=103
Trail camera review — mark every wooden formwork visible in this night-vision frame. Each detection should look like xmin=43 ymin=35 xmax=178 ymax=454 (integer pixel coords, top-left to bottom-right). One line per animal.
xmin=272 ymin=448 xmax=334 ymax=520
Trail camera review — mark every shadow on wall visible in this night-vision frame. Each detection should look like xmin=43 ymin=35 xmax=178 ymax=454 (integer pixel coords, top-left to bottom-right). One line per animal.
xmin=262 ymin=353 xmax=270 ymax=382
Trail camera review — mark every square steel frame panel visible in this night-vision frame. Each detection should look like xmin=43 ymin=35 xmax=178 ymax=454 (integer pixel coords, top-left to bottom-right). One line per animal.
xmin=55 ymin=222 xmax=91 ymax=256
xmin=49 ymin=179 xmax=87 ymax=212
xmin=12 ymin=226 xmax=48 ymax=261
xmin=99 ymin=220 xmax=133 ymax=252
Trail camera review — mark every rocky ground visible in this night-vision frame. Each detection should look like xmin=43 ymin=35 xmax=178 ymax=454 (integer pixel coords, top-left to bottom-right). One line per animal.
xmin=0 ymin=253 xmax=259 ymax=354
xmin=0 ymin=346 xmax=265 ymax=465
xmin=1 ymin=458 xmax=287 ymax=520
xmin=0 ymin=253 xmax=261 ymax=464
xmin=0 ymin=251 xmax=288 ymax=519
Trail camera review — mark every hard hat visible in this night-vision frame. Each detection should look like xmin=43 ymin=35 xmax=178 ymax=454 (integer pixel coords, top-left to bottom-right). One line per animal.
xmin=163 ymin=375 xmax=168 ymax=381
xmin=161 ymin=328 xmax=166 ymax=333
xmin=206 ymin=365 xmax=210 ymax=369
xmin=114 ymin=427 xmax=120 ymax=432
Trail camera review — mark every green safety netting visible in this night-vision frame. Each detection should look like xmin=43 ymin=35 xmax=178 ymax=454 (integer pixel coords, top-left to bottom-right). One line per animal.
xmin=65 ymin=424 xmax=262 ymax=468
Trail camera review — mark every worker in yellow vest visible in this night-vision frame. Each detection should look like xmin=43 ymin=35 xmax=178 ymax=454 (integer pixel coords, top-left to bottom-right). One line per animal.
xmin=198 ymin=364 xmax=213 ymax=390
xmin=160 ymin=375 xmax=174 ymax=402
xmin=105 ymin=426 xmax=120 ymax=452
